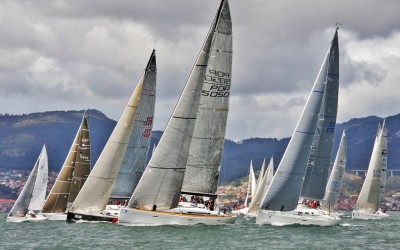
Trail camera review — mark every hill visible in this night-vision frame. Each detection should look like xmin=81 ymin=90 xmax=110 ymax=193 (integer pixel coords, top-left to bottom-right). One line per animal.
xmin=1 ymin=110 xmax=400 ymax=183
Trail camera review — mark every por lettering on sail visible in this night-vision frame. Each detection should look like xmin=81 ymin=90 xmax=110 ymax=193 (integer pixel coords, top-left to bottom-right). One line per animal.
xmin=202 ymin=70 xmax=231 ymax=97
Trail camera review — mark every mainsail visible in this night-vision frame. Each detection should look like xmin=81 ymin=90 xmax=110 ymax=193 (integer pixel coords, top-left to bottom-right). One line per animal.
xmin=111 ymin=50 xmax=157 ymax=199
xmin=355 ymin=120 xmax=388 ymax=212
xmin=9 ymin=145 xmax=48 ymax=217
xmin=181 ymin=0 xmax=232 ymax=195
xmin=244 ymin=160 xmax=256 ymax=207
xmin=260 ymin=30 xmax=339 ymax=212
xmin=129 ymin=0 xmax=230 ymax=211
xmin=321 ymin=131 xmax=347 ymax=211
xmin=42 ymin=114 xmax=90 ymax=213
xmin=301 ymin=29 xmax=339 ymax=200
xmin=70 ymin=51 xmax=156 ymax=213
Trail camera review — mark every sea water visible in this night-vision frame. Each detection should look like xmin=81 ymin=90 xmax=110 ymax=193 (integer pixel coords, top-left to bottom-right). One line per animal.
xmin=0 ymin=212 xmax=399 ymax=249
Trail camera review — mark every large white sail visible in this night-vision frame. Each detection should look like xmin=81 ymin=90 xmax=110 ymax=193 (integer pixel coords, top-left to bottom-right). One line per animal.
xmin=321 ymin=131 xmax=346 ymax=211
xmin=355 ymin=120 xmax=388 ymax=213
xmin=244 ymin=160 xmax=256 ymax=207
xmin=301 ymin=29 xmax=339 ymax=200
xmin=260 ymin=30 xmax=339 ymax=212
xmin=128 ymin=1 xmax=230 ymax=211
xmin=70 ymin=52 xmax=155 ymax=214
xmin=42 ymin=114 xmax=90 ymax=213
xmin=28 ymin=145 xmax=48 ymax=211
xmin=111 ymin=50 xmax=157 ymax=199
xmin=248 ymin=157 xmax=274 ymax=215
xmin=181 ymin=0 xmax=232 ymax=195
xmin=8 ymin=146 xmax=46 ymax=217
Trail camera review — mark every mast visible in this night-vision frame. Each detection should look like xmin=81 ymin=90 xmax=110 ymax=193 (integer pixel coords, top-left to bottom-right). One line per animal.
xmin=69 ymin=51 xmax=155 ymax=213
xmin=111 ymin=50 xmax=157 ymax=199
xmin=128 ymin=0 xmax=229 ymax=211
xmin=42 ymin=114 xmax=90 ymax=213
xmin=301 ymin=28 xmax=339 ymax=200
xmin=260 ymin=30 xmax=338 ymax=212
xmin=181 ymin=0 xmax=232 ymax=196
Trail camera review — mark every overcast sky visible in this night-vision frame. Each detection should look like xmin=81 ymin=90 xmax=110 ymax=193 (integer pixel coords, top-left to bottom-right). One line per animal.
xmin=1 ymin=0 xmax=400 ymax=140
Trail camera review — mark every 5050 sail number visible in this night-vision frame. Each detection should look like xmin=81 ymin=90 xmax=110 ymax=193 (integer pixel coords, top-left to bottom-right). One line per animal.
xmin=202 ymin=70 xmax=230 ymax=97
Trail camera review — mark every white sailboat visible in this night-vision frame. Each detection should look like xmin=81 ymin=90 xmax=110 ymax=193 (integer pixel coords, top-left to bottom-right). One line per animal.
xmin=67 ymin=50 xmax=157 ymax=222
xmin=247 ymin=157 xmax=274 ymax=216
xmin=320 ymin=131 xmax=347 ymax=213
xmin=256 ymin=28 xmax=340 ymax=226
xmin=118 ymin=0 xmax=234 ymax=226
xmin=237 ymin=160 xmax=256 ymax=215
xmin=41 ymin=113 xmax=90 ymax=221
xmin=352 ymin=120 xmax=389 ymax=220
xmin=7 ymin=145 xmax=48 ymax=222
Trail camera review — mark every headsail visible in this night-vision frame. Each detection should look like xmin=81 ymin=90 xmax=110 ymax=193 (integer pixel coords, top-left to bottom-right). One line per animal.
xmin=181 ymin=0 xmax=232 ymax=195
xmin=42 ymin=114 xmax=90 ymax=213
xmin=128 ymin=0 xmax=230 ymax=211
xmin=244 ymin=160 xmax=256 ymax=207
xmin=70 ymin=51 xmax=155 ymax=213
xmin=321 ymin=131 xmax=347 ymax=211
xmin=111 ymin=50 xmax=157 ymax=199
xmin=355 ymin=120 xmax=388 ymax=212
xmin=260 ymin=30 xmax=339 ymax=211
xmin=9 ymin=145 xmax=47 ymax=217
xmin=301 ymin=29 xmax=339 ymax=200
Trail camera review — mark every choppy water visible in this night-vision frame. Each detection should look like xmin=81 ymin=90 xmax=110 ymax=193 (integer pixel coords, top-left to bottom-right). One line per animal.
xmin=0 ymin=212 xmax=399 ymax=249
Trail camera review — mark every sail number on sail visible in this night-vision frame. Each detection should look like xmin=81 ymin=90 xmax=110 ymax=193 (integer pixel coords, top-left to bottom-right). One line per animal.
xmin=202 ymin=70 xmax=231 ymax=97
xmin=142 ymin=116 xmax=153 ymax=138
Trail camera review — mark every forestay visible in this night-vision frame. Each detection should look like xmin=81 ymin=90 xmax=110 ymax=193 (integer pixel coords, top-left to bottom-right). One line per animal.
xmin=111 ymin=50 xmax=157 ymax=199
xmin=128 ymin=1 xmax=229 ymax=211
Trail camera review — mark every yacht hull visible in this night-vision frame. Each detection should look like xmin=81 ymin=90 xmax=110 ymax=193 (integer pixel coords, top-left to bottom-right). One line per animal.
xmin=6 ymin=215 xmax=48 ymax=222
xmin=352 ymin=210 xmax=389 ymax=220
xmin=256 ymin=208 xmax=340 ymax=226
xmin=66 ymin=212 xmax=118 ymax=223
xmin=118 ymin=208 xmax=236 ymax=226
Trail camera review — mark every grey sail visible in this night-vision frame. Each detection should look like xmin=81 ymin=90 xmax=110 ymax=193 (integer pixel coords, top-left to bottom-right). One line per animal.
xmin=260 ymin=30 xmax=339 ymax=211
xmin=181 ymin=0 xmax=232 ymax=195
xmin=355 ymin=120 xmax=388 ymax=212
xmin=111 ymin=50 xmax=157 ymax=199
xmin=248 ymin=157 xmax=274 ymax=215
xmin=70 ymin=52 xmax=153 ymax=214
xmin=9 ymin=145 xmax=47 ymax=217
xmin=301 ymin=29 xmax=339 ymax=200
xmin=42 ymin=114 xmax=90 ymax=213
xmin=129 ymin=0 xmax=229 ymax=211
xmin=321 ymin=131 xmax=347 ymax=211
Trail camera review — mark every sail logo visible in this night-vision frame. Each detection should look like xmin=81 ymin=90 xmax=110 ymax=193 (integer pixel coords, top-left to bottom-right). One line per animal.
xmin=143 ymin=116 xmax=153 ymax=126
xmin=326 ymin=122 xmax=335 ymax=133
xmin=142 ymin=128 xmax=151 ymax=138
xmin=373 ymin=169 xmax=381 ymax=177
xmin=202 ymin=70 xmax=231 ymax=98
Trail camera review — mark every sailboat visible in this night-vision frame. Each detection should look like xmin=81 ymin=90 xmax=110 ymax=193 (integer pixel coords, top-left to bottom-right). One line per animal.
xmin=236 ymin=160 xmax=257 ymax=215
xmin=256 ymin=28 xmax=340 ymax=226
xmin=247 ymin=157 xmax=274 ymax=216
xmin=67 ymin=50 xmax=157 ymax=222
xmin=7 ymin=145 xmax=48 ymax=222
xmin=118 ymin=0 xmax=234 ymax=226
xmin=320 ymin=131 xmax=347 ymax=213
xmin=352 ymin=120 xmax=389 ymax=220
xmin=41 ymin=113 xmax=90 ymax=221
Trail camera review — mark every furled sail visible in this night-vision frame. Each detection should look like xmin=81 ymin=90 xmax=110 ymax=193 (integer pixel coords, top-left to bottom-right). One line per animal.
xmin=42 ymin=114 xmax=90 ymax=213
xmin=128 ymin=0 xmax=229 ymax=211
xmin=9 ymin=145 xmax=47 ymax=217
xmin=111 ymin=50 xmax=157 ymax=199
xmin=70 ymin=52 xmax=155 ymax=213
xmin=321 ymin=131 xmax=347 ymax=211
xmin=355 ymin=120 xmax=388 ymax=212
xmin=301 ymin=29 xmax=339 ymax=200
xmin=260 ymin=30 xmax=339 ymax=212
xmin=248 ymin=157 xmax=274 ymax=215
xmin=181 ymin=0 xmax=232 ymax=195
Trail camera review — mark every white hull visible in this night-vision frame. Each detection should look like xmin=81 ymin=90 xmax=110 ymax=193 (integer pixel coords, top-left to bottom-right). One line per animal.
xmin=40 ymin=213 xmax=67 ymax=221
xmin=7 ymin=214 xmax=48 ymax=223
xmin=118 ymin=208 xmax=236 ymax=226
xmin=105 ymin=205 xmax=122 ymax=217
xmin=352 ymin=210 xmax=389 ymax=220
xmin=256 ymin=208 xmax=340 ymax=226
